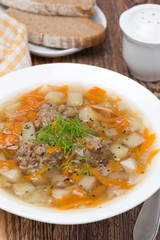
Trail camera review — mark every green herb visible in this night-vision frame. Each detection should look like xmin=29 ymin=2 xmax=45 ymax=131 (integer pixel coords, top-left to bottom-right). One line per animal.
xmin=61 ymin=159 xmax=75 ymax=172
xmin=61 ymin=156 xmax=91 ymax=176
xmin=76 ymin=156 xmax=91 ymax=176
xmin=97 ymin=126 xmax=106 ymax=131
xmin=35 ymin=116 xmax=95 ymax=156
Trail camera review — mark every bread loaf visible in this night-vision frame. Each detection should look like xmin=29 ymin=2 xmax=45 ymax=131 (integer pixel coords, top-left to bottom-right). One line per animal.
xmin=6 ymin=8 xmax=105 ymax=49
xmin=1 ymin=0 xmax=96 ymax=17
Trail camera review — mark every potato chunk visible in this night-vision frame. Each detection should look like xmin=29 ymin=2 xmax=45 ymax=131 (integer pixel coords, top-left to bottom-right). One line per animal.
xmin=0 ymin=175 xmax=10 ymax=188
xmin=106 ymin=128 xmax=118 ymax=136
xmin=25 ymin=191 xmax=47 ymax=203
xmin=45 ymin=91 xmax=64 ymax=104
xmin=67 ymin=92 xmax=83 ymax=106
xmin=78 ymin=106 xmax=96 ymax=123
xmin=128 ymin=117 xmax=144 ymax=132
xmin=128 ymin=173 xmax=145 ymax=184
xmin=78 ymin=176 xmax=97 ymax=191
xmin=110 ymin=142 xmax=130 ymax=159
xmin=22 ymin=121 xmax=36 ymax=141
xmin=120 ymin=157 xmax=137 ymax=173
xmin=50 ymin=173 xmax=67 ymax=187
xmin=2 ymin=169 xmax=21 ymax=182
xmin=122 ymin=132 xmax=144 ymax=148
xmin=51 ymin=188 xmax=71 ymax=199
xmin=13 ymin=182 xmax=35 ymax=198
xmin=50 ymin=172 xmax=67 ymax=184
xmin=107 ymin=185 xmax=120 ymax=199
xmin=97 ymin=166 xmax=111 ymax=177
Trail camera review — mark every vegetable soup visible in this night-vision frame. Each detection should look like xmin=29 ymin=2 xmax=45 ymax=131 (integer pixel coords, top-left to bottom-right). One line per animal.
xmin=0 ymin=84 xmax=159 ymax=210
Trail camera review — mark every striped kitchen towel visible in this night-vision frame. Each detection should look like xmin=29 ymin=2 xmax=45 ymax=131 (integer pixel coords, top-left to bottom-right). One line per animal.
xmin=0 ymin=11 xmax=31 ymax=77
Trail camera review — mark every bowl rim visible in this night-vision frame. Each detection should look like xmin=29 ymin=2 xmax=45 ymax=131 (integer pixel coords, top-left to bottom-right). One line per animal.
xmin=0 ymin=63 xmax=160 ymax=224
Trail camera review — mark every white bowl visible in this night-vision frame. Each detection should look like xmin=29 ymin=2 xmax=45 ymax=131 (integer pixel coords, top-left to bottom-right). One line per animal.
xmin=119 ymin=4 xmax=160 ymax=82
xmin=0 ymin=63 xmax=160 ymax=224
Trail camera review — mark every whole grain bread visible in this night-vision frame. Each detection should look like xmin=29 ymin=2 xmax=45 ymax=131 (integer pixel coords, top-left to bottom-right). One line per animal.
xmin=6 ymin=8 xmax=105 ymax=49
xmin=1 ymin=0 xmax=96 ymax=17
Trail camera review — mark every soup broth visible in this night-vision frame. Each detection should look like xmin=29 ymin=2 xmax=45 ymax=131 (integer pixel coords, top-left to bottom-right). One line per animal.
xmin=0 ymin=85 xmax=159 ymax=210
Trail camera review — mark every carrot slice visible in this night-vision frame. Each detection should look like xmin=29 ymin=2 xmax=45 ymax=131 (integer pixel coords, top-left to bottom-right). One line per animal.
xmin=20 ymin=94 xmax=44 ymax=101
xmin=69 ymin=172 xmax=83 ymax=183
xmin=47 ymin=146 xmax=59 ymax=154
xmin=58 ymin=85 xmax=68 ymax=99
xmin=27 ymin=110 xmax=38 ymax=124
xmin=58 ymin=85 xmax=68 ymax=92
xmin=107 ymin=160 xmax=122 ymax=172
xmin=61 ymin=154 xmax=74 ymax=175
xmin=26 ymin=97 xmax=48 ymax=109
xmin=0 ymin=160 xmax=17 ymax=171
xmin=119 ymin=119 xmax=129 ymax=129
xmin=51 ymin=195 xmax=73 ymax=206
xmin=16 ymin=105 xmax=31 ymax=113
xmin=147 ymin=149 xmax=160 ymax=165
xmin=26 ymin=86 xmax=42 ymax=95
xmin=136 ymin=164 xmax=145 ymax=174
xmin=92 ymin=109 xmax=128 ymax=123
xmin=58 ymin=198 xmax=93 ymax=210
xmin=84 ymin=93 xmax=107 ymax=104
xmin=90 ymin=105 xmax=114 ymax=113
xmin=14 ymin=122 xmax=22 ymax=136
xmin=140 ymin=133 xmax=156 ymax=151
xmin=3 ymin=122 xmax=14 ymax=135
xmin=90 ymin=185 xmax=106 ymax=197
xmin=90 ymin=166 xmax=110 ymax=184
xmin=25 ymin=163 xmax=55 ymax=181
xmin=89 ymin=105 xmax=116 ymax=115
xmin=88 ymin=86 xmax=107 ymax=95
xmin=65 ymin=154 xmax=74 ymax=164
xmin=67 ymin=165 xmax=75 ymax=172
xmin=13 ymin=115 xmax=28 ymax=122
xmin=144 ymin=128 xmax=149 ymax=138
xmin=3 ymin=114 xmax=28 ymax=122
xmin=61 ymin=195 xmax=73 ymax=201
xmin=135 ymin=147 xmax=141 ymax=162
xmin=5 ymin=134 xmax=18 ymax=146
xmin=90 ymin=167 xmax=132 ymax=189
xmin=52 ymin=120 xmax=56 ymax=125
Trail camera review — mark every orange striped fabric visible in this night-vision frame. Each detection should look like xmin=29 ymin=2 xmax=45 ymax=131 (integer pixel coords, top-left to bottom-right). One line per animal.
xmin=0 ymin=12 xmax=31 ymax=77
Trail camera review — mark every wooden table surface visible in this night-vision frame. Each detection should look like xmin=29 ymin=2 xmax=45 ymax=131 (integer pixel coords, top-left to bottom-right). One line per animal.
xmin=0 ymin=0 xmax=160 ymax=239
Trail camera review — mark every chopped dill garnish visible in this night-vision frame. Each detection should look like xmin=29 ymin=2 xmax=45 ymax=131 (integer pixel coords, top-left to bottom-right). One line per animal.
xmin=97 ymin=126 xmax=106 ymax=131
xmin=61 ymin=160 xmax=74 ymax=172
xmin=35 ymin=116 xmax=95 ymax=156
xmin=61 ymin=156 xmax=91 ymax=176
xmin=76 ymin=156 xmax=91 ymax=176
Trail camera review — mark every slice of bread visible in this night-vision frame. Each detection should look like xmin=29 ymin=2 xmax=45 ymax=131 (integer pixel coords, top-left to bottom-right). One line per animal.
xmin=0 ymin=0 xmax=96 ymax=17
xmin=6 ymin=8 xmax=105 ymax=49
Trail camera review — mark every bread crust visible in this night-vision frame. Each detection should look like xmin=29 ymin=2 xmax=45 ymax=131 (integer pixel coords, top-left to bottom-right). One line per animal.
xmin=0 ymin=0 xmax=96 ymax=16
xmin=29 ymin=30 xmax=105 ymax=49
xmin=6 ymin=8 xmax=105 ymax=49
